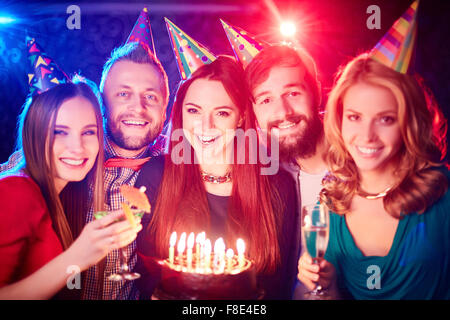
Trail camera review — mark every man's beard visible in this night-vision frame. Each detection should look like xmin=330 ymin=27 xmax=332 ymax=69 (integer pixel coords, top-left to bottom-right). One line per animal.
xmin=269 ymin=113 xmax=323 ymax=161
xmin=106 ymin=115 xmax=163 ymax=152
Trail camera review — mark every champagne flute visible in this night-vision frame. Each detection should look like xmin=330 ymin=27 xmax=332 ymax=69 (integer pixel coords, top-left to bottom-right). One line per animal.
xmin=301 ymin=203 xmax=330 ymax=300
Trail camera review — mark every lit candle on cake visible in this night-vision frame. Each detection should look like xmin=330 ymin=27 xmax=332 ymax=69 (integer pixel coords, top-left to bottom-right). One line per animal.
xmin=237 ymin=238 xmax=245 ymax=269
xmin=169 ymin=231 xmax=177 ymax=265
xmin=226 ymin=248 xmax=234 ymax=273
xmin=204 ymin=239 xmax=212 ymax=272
xmin=177 ymin=232 xmax=186 ymax=267
xmin=196 ymin=232 xmax=205 ymax=270
xmin=214 ymin=238 xmax=225 ymax=273
xmin=187 ymin=232 xmax=195 ymax=270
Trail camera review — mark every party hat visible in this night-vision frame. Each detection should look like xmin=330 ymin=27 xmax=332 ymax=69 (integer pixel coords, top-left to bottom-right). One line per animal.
xmin=220 ymin=19 xmax=269 ymax=69
xmin=126 ymin=7 xmax=156 ymax=57
xmin=165 ymin=18 xmax=216 ymax=80
xmin=369 ymin=0 xmax=419 ymax=74
xmin=26 ymin=37 xmax=70 ymax=96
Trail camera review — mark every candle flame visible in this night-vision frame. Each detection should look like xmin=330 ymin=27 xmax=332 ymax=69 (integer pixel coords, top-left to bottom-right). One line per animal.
xmin=196 ymin=231 xmax=205 ymax=244
xmin=237 ymin=238 xmax=245 ymax=254
xmin=178 ymin=232 xmax=186 ymax=253
xmin=214 ymin=238 xmax=225 ymax=254
xmin=187 ymin=232 xmax=195 ymax=248
xmin=169 ymin=232 xmax=177 ymax=247
xmin=226 ymin=248 xmax=234 ymax=259
xmin=204 ymin=239 xmax=212 ymax=254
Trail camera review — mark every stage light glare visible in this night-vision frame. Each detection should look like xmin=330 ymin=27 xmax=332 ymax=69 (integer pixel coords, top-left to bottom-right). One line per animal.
xmin=280 ymin=21 xmax=296 ymax=37
xmin=0 ymin=15 xmax=16 ymax=25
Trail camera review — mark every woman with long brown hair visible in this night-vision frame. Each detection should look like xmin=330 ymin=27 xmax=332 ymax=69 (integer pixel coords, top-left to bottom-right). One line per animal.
xmin=0 ymin=78 xmax=142 ymax=299
xmin=135 ymin=56 xmax=298 ymax=299
xmin=297 ymin=53 xmax=449 ymax=299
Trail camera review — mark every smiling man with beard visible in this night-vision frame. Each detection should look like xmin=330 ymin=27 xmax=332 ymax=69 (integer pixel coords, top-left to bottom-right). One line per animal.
xmin=101 ymin=43 xmax=167 ymax=158
xmin=79 ymin=41 xmax=170 ymax=300
xmin=245 ymin=45 xmax=328 ymax=299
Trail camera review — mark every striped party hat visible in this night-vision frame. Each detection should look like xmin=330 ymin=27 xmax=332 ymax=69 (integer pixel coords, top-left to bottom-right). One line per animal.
xmin=165 ymin=18 xmax=216 ymax=80
xmin=26 ymin=37 xmax=70 ymax=96
xmin=126 ymin=7 xmax=156 ymax=58
xmin=220 ymin=19 xmax=269 ymax=69
xmin=369 ymin=0 xmax=419 ymax=74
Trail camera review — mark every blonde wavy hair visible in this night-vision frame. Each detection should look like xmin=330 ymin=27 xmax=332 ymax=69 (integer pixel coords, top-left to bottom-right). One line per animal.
xmin=322 ymin=53 xmax=448 ymax=218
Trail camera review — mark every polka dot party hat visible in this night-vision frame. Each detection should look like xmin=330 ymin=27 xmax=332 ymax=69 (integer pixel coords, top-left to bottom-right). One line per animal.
xmin=126 ymin=7 xmax=157 ymax=58
xmin=220 ymin=19 xmax=269 ymax=69
xmin=165 ymin=17 xmax=216 ymax=80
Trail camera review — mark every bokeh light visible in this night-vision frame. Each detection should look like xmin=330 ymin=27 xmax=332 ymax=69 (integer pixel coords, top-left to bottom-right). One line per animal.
xmin=280 ymin=21 xmax=296 ymax=37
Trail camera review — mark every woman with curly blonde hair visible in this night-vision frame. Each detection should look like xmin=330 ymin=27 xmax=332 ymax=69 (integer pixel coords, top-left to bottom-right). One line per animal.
xmin=297 ymin=54 xmax=449 ymax=299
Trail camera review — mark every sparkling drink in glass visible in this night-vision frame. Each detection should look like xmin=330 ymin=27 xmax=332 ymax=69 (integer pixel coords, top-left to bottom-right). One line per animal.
xmin=301 ymin=203 xmax=331 ymax=300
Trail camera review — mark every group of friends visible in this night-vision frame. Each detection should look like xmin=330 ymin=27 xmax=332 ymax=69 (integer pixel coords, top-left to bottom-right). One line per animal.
xmin=0 ymin=1 xmax=449 ymax=300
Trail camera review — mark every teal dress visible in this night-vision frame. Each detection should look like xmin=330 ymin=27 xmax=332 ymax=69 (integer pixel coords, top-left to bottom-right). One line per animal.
xmin=325 ymin=183 xmax=450 ymax=300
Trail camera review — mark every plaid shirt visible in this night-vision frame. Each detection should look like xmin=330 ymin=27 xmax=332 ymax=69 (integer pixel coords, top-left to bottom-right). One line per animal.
xmin=82 ymin=136 xmax=165 ymax=300
xmin=0 ymin=150 xmax=24 ymax=173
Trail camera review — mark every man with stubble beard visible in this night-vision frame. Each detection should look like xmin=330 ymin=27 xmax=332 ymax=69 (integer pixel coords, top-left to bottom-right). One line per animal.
xmin=101 ymin=44 xmax=167 ymax=159
xmin=81 ymin=41 xmax=169 ymax=300
xmin=245 ymin=45 xmax=329 ymax=299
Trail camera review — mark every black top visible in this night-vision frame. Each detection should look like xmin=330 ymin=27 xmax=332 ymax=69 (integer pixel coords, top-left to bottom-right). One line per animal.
xmin=134 ymin=156 xmax=299 ymax=300
xmin=205 ymin=193 xmax=229 ymax=240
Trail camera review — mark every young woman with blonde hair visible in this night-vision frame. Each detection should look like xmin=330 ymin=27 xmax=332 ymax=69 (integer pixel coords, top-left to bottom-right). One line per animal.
xmin=297 ymin=54 xmax=449 ymax=299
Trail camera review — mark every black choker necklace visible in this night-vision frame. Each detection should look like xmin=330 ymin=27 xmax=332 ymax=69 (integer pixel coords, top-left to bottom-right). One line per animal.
xmin=201 ymin=171 xmax=232 ymax=184
xmin=357 ymin=186 xmax=392 ymax=200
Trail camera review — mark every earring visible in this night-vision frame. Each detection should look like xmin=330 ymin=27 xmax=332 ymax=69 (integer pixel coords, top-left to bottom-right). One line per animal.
xmin=238 ymin=117 xmax=245 ymax=128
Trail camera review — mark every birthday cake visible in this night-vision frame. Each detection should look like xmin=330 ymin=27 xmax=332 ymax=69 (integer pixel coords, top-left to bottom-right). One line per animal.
xmin=153 ymin=254 xmax=260 ymax=300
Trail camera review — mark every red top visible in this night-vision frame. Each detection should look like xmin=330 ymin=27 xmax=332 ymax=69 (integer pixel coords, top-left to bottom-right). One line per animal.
xmin=0 ymin=172 xmax=63 ymax=287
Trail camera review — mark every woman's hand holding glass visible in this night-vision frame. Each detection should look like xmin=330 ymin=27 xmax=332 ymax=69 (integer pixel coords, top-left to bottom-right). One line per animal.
xmin=67 ymin=210 xmax=142 ymax=271
xmin=297 ymin=253 xmax=336 ymax=293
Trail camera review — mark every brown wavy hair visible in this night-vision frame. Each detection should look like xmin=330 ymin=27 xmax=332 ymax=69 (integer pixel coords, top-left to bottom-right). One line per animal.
xmin=322 ymin=53 xmax=448 ymax=218
xmin=16 ymin=80 xmax=105 ymax=249
xmin=149 ymin=56 xmax=283 ymax=273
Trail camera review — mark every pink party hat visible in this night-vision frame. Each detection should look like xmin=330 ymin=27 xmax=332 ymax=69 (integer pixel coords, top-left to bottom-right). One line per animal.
xmin=165 ymin=18 xmax=216 ymax=80
xmin=126 ymin=7 xmax=156 ymax=57
xmin=369 ymin=0 xmax=419 ymax=74
xmin=26 ymin=37 xmax=70 ymax=96
xmin=220 ymin=19 xmax=269 ymax=69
